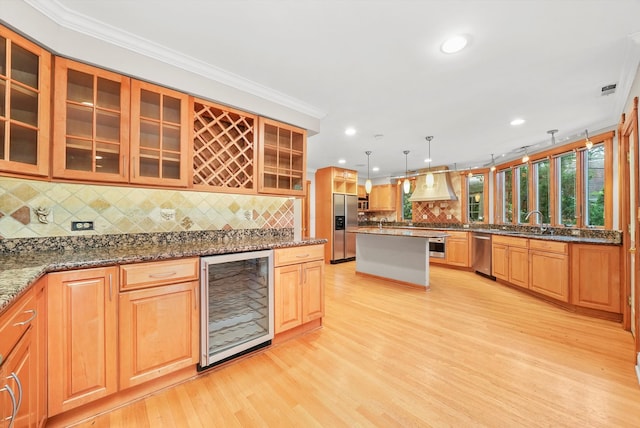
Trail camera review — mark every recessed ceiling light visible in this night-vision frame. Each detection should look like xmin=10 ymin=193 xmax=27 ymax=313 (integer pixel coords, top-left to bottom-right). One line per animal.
xmin=345 ymin=127 xmax=356 ymax=136
xmin=441 ymin=35 xmax=468 ymax=54
xmin=510 ymin=118 xmax=525 ymax=126
xmin=372 ymin=167 xmax=380 ymax=172
xmin=338 ymin=159 xmax=346 ymax=164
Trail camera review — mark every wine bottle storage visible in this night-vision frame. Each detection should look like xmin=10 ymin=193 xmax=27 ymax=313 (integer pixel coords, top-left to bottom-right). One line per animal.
xmin=193 ymin=100 xmax=256 ymax=193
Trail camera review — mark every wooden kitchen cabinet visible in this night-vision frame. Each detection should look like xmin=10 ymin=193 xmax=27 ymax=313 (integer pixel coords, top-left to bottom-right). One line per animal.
xmin=529 ymin=239 xmax=569 ymax=302
xmin=118 ymin=258 xmax=199 ymax=389
xmin=571 ymin=244 xmax=621 ymax=313
xmin=492 ymin=235 xmax=529 ymax=288
xmin=0 ymin=25 xmax=51 ymax=177
xmin=0 ymin=280 xmax=41 ymax=428
xmin=258 ymin=117 xmax=306 ymax=196
xmin=327 ymin=167 xmax=358 ymax=195
xmin=47 ymin=266 xmax=118 ymax=416
xmin=274 ymin=245 xmax=325 ymax=334
xmin=130 ymin=79 xmax=189 ymax=187
xmin=192 ymin=98 xmax=258 ymax=194
xmin=445 ymin=231 xmax=469 ymax=267
xmin=368 ymin=184 xmax=396 ymax=211
xmin=52 ymin=57 xmax=131 ymax=182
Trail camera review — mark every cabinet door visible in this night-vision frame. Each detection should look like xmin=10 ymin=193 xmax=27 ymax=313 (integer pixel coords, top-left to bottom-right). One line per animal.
xmin=130 ymin=80 xmax=189 ymax=187
xmin=530 ymin=251 xmax=569 ymax=302
xmin=492 ymin=244 xmax=508 ymax=280
xmin=52 ymin=57 xmax=130 ymax=182
xmin=3 ymin=327 xmax=36 ymax=428
xmin=302 ymin=260 xmax=324 ymax=323
xmin=509 ymin=247 xmax=529 ymax=288
xmin=0 ymin=26 xmax=51 ymax=177
xmin=274 ymin=264 xmax=303 ymax=333
xmin=47 ymin=266 xmax=118 ymax=416
xmin=446 ymin=238 xmax=470 ymax=267
xmin=119 ymin=281 xmax=198 ymax=389
xmin=571 ymin=244 xmax=621 ymax=312
xmin=258 ymin=117 xmax=306 ymax=196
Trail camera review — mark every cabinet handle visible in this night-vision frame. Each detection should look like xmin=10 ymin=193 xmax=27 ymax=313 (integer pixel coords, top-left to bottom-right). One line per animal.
xmin=13 ymin=309 xmax=36 ymax=326
xmin=1 ymin=383 xmax=17 ymax=427
xmin=149 ymin=271 xmax=177 ymax=279
xmin=109 ymin=274 xmax=113 ymax=301
xmin=9 ymin=373 xmax=22 ymax=417
xmin=295 ymin=254 xmax=310 ymax=259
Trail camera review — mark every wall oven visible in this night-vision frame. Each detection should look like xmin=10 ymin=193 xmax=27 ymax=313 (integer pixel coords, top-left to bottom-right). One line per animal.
xmin=200 ymin=250 xmax=274 ymax=370
xmin=429 ymin=237 xmax=446 ymax=259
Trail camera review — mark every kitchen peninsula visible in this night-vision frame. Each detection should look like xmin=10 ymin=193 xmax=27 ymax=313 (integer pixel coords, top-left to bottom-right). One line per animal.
xmin=354 ymin=228 xmax=448 ymax=290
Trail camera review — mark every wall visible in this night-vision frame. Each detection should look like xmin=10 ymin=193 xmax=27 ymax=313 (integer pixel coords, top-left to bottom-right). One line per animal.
xmin=0 ymin=177 xmax=293 ymax=239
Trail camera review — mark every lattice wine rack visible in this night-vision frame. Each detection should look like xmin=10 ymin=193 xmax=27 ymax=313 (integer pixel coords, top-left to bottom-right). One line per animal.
xmin=193 ymin=100 xmax=257 ymax=193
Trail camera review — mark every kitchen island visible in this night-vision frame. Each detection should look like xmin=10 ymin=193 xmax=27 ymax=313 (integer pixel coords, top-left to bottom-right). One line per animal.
xmin=354 ymin=227 xmax=448 ymax=290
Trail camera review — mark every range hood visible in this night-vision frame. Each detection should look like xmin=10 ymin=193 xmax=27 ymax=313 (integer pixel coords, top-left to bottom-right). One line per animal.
xmin=409 ymin=172 xmax=458 ymax=202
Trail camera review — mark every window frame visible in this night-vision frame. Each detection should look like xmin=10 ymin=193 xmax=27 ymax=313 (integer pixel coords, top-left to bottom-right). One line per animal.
xmin=492 ymin=130 xmax=614 ymax=229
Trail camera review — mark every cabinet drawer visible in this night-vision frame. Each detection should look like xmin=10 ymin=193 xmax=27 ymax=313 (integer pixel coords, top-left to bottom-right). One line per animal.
xmin=0 ymin=286 xmax=36 ymax=364
xmin=529 ymin=239 xmax=568 ymax=254
xmin=492 ymin=235 xmax=529 ymax=248
xmin=443 ymin=230 xmax=468 ymax=240
xmin=274 ymin=245 xmax=324 ymax=267
xmin=120 ymin=258 xmax=199 ymax=291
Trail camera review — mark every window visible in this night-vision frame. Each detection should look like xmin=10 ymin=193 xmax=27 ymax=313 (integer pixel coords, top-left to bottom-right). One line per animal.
xmin=516 ymin=164 xmax=529 ymax=223
xmin=557 ymin=151 xmax=576 ymax=226
xmin=533 ymin=159 xmax=550 ymax=223
xmin=402 ymin=183 xmax=413 ymax=221
xmin=501 ymin=169 xmax=513 ymax=223
xmin=467 ymin=174 xmax=484 ymax=222
xmin=585 ymin=144 xmax=605 ymax=226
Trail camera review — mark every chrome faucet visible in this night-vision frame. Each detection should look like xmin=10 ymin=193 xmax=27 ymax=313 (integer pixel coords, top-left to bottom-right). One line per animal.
xmin=525 ymin=210 xmax=547 ymax=234
xmin=379 ymin=218 xmax=387 ymax=230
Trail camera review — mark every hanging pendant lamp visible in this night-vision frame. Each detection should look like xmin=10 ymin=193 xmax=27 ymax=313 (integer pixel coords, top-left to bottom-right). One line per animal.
xmin=365 ymin=151 xmax=372 ymax=194
xmin=403 ymin=150 xmax=411 ymax=193
xmin=425 ymin=136 xmax=434 ymax=188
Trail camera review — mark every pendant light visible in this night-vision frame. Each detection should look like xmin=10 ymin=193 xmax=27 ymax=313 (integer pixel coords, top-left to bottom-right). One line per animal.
xmin=365 ymin=151 xmax=372 ymax=194
xmin=425 ymin=136 xmax=434 ymax=188
xmin=522 ymin=147 xmax=529 ymax=163
xmin=490 ymin=154 xmax=496 ymax=172
xmin=584 ymin=129 xmax=593 ymax=149
xmin=403 ymin=150 xmax=411 ymax=193
xmin=547 ymin=129 xmax=558 ymax=145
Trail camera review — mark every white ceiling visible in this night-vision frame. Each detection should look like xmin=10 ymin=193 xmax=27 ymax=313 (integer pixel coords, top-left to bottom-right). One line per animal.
xmin=9 ymin=0 xmax=640 ymax=181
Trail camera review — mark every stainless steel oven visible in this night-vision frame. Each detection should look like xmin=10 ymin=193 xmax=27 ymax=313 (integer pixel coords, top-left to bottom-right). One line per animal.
xmin=199 ymin=250 xmax=274 ymax=370
xmin=429 ymin=237 xmax=446 ymax=258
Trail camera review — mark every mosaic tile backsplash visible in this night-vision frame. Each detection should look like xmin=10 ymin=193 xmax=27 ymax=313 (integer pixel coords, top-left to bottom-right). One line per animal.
xmin=0 ymin=177 xmax=294 ymax=239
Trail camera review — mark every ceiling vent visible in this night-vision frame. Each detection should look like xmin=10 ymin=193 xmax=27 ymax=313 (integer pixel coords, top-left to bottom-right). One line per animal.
xmin=601 ymin=83 xmax=617 ymax=96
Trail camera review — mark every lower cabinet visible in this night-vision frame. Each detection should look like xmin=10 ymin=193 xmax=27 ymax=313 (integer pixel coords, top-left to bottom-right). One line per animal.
xmin=492 ymin=236 xmax=529 ymax=288
xmin=571 ymin=244 xmax=621 ymax=313
xmin=47 ymin=266 xmax=119 ymax=416
xmin=0 ymin=278 xmax=43 ymax=428
xmin=529 ymin=240 xmax=569 ymax=302
xmin=445 ymin=231 xmax=470 ymax=267
xmin=47 ymin=258 xmax=199 ymax=416
xmin=119 ymin=281 xmax=199 ymax=389
xmin=274 ymin=245 xmax=325 ymax=334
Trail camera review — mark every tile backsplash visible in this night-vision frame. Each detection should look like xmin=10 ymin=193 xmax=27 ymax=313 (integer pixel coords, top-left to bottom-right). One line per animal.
xmin=0 ymin=177 xmax=293 ymax=239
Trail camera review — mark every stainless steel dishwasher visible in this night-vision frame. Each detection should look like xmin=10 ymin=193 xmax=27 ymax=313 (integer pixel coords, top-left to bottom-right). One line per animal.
xmin=472 ymin=232 xmax=495 ymax=279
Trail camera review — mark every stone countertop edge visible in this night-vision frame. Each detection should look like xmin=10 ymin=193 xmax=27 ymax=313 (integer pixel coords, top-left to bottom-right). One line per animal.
xmin=352 ymin=228 xmax=449 ymax=238
xmin=0 ymin=237 xmax=327 ymax=314
xmin=355 ymin=226 xmax=620 ymax=245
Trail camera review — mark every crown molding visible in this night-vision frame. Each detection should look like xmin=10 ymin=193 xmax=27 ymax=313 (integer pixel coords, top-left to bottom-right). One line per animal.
xmin=24 ymin=0 xmax=326 ymax=120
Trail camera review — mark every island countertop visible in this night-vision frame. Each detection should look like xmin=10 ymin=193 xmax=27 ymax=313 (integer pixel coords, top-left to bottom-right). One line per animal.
xmin=0 ymin=235 xmax=327 ymax=313
xmin=353 ymin=227 xmax=449 ymax=239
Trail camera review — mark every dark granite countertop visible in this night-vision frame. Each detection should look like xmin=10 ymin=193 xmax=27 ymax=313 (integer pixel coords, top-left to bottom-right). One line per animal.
xmin=0 ymin=234 xmax=326 ymax=313
xmin=352 ymin=227 xmax=449 ymax=239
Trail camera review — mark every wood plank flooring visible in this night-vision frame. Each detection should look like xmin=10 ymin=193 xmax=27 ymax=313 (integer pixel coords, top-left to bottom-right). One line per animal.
xmin=74 ymin=262 xmax=640 ymax=427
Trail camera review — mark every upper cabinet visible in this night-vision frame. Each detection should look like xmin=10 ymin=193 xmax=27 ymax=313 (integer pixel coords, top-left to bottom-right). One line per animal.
xmin=258 ymin=117 xmax=306 ymax=196
xmin=130 ymin=80 xmax=189 ymax=187
xmin=0 ymin=26 xmax=51 ymax=177
xmin=53 ymin=58 xmax=131 ymax=182
xmin=192 ymin=98 xmax=257 ymax=193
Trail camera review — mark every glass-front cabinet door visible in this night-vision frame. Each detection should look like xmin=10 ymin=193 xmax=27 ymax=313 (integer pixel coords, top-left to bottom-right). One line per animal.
xmin=258 ymin=117 xmax=306 ymax=196
xmin=53 ymin=58 xmax=130 ymax=182
xmin=130 ymin=80 xmax=189 ymax=187
xmin=0 ymin=26 xmax=51 ymax=177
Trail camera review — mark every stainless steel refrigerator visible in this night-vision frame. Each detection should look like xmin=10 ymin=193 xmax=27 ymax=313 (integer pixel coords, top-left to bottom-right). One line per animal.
xmin=332 ymin=194 xmax=358 ymax=263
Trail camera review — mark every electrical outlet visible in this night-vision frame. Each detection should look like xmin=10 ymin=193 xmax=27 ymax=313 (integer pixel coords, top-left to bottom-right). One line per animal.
xmin=71 ymin=221 xmax=94 ymax=231
xmin=161 ymin=208 xmax=176 ymax=221
xmin=571 ymin=229 xmax=580 ymax=236
xmin=423 ymin=214 xmax=428 ymax=219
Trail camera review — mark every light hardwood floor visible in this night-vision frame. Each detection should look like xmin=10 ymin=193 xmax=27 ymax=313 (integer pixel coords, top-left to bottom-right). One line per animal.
xmin=75 ymin=262 xmax=640 ymax=427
